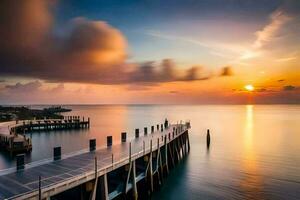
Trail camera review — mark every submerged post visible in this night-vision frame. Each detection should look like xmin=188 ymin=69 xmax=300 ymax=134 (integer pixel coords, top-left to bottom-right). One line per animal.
xmin=207 ymin=129 xmax=210 ymax=148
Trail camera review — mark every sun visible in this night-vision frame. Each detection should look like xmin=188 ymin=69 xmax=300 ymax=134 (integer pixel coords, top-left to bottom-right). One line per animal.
xmin=244 ymin=84 xmax=254 ymax=91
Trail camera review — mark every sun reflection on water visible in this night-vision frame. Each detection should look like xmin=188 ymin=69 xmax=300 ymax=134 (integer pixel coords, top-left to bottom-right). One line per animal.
xmin=240 ymin=105 xmax=265 ymax=199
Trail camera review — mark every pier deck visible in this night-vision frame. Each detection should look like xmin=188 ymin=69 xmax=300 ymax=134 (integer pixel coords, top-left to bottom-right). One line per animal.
xmin=0 ymin=122 xmax=190 ymax=200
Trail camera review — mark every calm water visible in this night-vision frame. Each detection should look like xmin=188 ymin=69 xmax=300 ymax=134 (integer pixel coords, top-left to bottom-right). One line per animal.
xmin=0 ymin=105 xmax=299 ymax=199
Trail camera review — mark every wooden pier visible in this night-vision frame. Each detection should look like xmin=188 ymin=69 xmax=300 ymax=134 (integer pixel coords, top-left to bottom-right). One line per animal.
xmin=0 ymin=120 xmax=191 ymax=200
xmin=0 ymin=116 xmax=90 ymax=154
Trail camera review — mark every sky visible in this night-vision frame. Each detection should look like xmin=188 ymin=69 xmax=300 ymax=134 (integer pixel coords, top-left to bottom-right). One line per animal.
xmin=0 ymin=0 xmax=299 ymax=104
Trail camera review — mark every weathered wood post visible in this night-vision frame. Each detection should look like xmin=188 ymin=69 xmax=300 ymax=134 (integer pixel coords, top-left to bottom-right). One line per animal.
xmin=160 ymin=124 xmax=163 ymax=132
xmin=53 ymin=146 xmax=61 ymax=161
xmin=135 ymin=128 xmax=139 ymax=138
xmin=151 ymin=126 xmax=154 ymax=133
xmin=207 ymin=129 xmax=210 ymax=148
xmin=16 ymin=154 xmax=25 ymax=170
xmin=157 ymin=124 xmax=159 ymax=131
xmin=107 ymin=136 xmax=112 ymax=147
xmin=144 ymin=127 xmax=148 ymax=135
xmin=121 ymin=132 xmax=127 ymax=142
xmin=90 ymin=139 xmax=96 ymax=151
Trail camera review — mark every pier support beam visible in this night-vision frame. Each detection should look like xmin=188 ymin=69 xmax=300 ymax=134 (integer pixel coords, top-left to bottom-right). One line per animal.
xmin=98 ymin=174 xmax=109 ymax=200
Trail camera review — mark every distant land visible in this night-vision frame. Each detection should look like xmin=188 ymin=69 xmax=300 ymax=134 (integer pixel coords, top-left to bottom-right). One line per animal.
xmin=0 ymin=106 xmax=71 ymax=122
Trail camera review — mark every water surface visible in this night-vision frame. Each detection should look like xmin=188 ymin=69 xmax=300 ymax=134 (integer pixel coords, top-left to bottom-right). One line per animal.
xmin=0 ymin=105 xmax=299 ymax=199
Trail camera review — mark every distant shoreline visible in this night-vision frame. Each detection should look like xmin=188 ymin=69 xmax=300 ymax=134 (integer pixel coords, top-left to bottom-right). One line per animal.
xmin=0 ymin=106 xmax=72 ymax=122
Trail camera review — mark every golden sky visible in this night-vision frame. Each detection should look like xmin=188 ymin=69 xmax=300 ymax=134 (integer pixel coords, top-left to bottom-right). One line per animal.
xmin=0 ymin=0 xmax=299 ymax=104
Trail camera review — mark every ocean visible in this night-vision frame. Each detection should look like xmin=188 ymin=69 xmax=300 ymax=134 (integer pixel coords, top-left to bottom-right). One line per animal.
xmin=0 ymin=105 xmax=299 ymax=199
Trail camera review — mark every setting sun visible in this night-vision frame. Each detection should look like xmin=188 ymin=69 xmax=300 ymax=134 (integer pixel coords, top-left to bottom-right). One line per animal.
xmin=245 ymin=84 xmax=254 ymax=91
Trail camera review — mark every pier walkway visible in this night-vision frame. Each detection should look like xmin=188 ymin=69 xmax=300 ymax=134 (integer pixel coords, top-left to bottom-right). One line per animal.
xmin=0 ymin=121 xmax=190 ymax=200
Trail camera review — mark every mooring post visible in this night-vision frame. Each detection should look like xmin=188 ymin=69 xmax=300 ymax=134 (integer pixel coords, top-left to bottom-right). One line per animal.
xmin=151 ymin=125 xmax=154 ymax=133
xmin=160 ymin=124 xmax=163 ymax=132
xmin=53 ymin=146 xmax=61 ymax=161
xmin=135 ymin=128 xmax=139 ymax=138
xmin=39 ymin=175 xmax=41 ymax=200
xmin=90 ymin=139 xmax=96 ymax=151
xmin=207 ymin=129 xmax=210 ymax=148
xmin=157 ymin=124 xmax=159 ymax=131
xmin=121 ymin=132 xmax=127 ymax=142
xmin=107 ymin=136 xmax=112 ymax=147
xmin=16 ymin=154 xmax=25 ymax=171
xmin=143 ymin=140 xmax=145 ymax=155
xmin=144 ymin=127 xmax=148 ymax=135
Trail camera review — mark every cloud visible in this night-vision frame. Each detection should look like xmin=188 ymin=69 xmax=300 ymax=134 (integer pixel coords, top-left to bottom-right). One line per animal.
xmin=220 ymin=66 xmax=233 ymax=76
xmin=0 ymin=0 xmax=231 ymax=85
xmin=239 ymin=9 xmax=292 ymax=61
xmin=253 ymin=10 xmax=291 ymax=49
xmin=275 ymin=57 xmax=297 ymax=62
xmin=277 ymin=79 xmax=285 ymax=82
xmin=283 ymin=85 xmax=297 ymax=91
xmin=5 ymin=81 xmax=43 ymax=91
